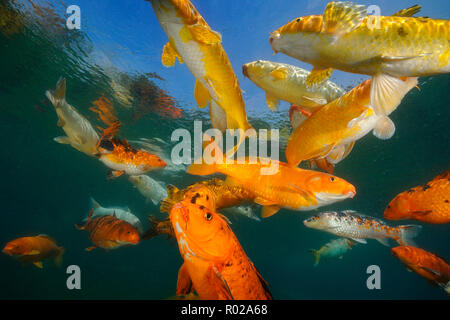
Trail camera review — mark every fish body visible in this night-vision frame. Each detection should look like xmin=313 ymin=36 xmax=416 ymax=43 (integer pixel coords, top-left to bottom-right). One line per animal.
xmin=2 ymin=235 xmax=64 ymax=269
xmin=221 ymin=205 xmax=261 ymax=222
xmin=309 ymin=238 xmax=356 ymax=266
xmin=76 ymin=210 xmax=140 ymax=251
xmin=242 ymin=60 xmax=345 ymax=111
xmin=286 ymin=78 xmax=416 ymax=168
xmin=45 ymin=77 xmax=99 ymax=156
xmin=392 ymin=246 xmax=450 ymax=295
xmin=89 ymin=197 xmax=143 ymax=234
xmin=129 ymin=175 xmax=168 ymax=205
xmin=270 ymin=2 xmax=444 ymax=119
xmin=97 ymin=138 xmax=166 ymax=177
xmin=188 ymin=156 xmax=356 ymax=218
xmin=170 ymin=200 xmax=272 ymax=300
xmin=304 ymin=210 xmax=421 ymax=246
xmin=149 ymin=0 xmax=252 ymax=134
xmin=385 ymin=170 xmax=450 ymax=224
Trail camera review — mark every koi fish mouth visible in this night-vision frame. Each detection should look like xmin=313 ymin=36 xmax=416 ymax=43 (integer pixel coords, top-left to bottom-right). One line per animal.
xmin=315 ymin=191 xmax=355 ymax=202
xmin=269 ymin=32 xmax=280 ymax=53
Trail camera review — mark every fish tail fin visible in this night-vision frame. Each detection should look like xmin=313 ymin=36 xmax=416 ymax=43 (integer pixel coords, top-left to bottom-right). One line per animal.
xmin=309 ymin=249 xmax=320 ymax=266
xmin=46 ymin=77 xmax=66 ymax=107
xmin=54 ymin=247 xmax=65 ymax=267
xmin=76 ymin=209 xmax=94 ymax=230
xmin=397 ymin=225 xmax=422 ymax=246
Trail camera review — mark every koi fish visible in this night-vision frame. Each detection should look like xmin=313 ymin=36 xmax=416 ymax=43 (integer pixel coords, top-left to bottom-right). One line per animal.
xmin=2 ymin=235 xmax=64 ymax=269
xmin=149 ymin=0 xmax=252 ymax=138
xmin=96 ymin=137 xmax=166 ymax=178
xmin=392 ymin=246 xmax=450 ymax=296
xmin=170 ymin=200 xmax=272 ymax=300
xmin=75 ymin=210 xmax=140 ymax=251
xmin=221 ymin=205 xmax=261 ymax=222
xmin=187 ymin=143 xmax=356 ymax=218
xmin=129 ymin=175 xmax=168 ymax=205
xmin=89 ymin=197 xmax=143 ymax=234
xmin=45 ymin=77 xmax=99 ymax=156
xmin=285 ymin=78 xmax=417 ymax=168
xmin=269 ymin=2 xmax=447 ymax=120
xmin=384 ymin=170 xmax=450 ymax=224
xmin=242 ymin=60 xmax=345 ymax=111
xmin=304 ymin=210 xmax=421 ymax=246
xmin=309 ymin=238 xmax=356 ymax=266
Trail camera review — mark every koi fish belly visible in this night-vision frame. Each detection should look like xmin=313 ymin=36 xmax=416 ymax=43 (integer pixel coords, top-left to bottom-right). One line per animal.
xmin=99 ymin=157 xmax=149 ymax=175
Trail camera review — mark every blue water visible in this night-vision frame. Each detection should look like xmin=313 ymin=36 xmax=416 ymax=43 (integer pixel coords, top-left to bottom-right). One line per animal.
xmin=0 ymin=0 xmax=449 ymax=299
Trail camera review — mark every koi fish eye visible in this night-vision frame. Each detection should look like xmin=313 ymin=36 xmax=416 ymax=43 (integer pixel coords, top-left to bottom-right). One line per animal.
xmin=296 ymin=18 xmax=300 ymax=23
xmin=330 ymin=177 xmax=335 ymax=182
xmin=205 ymin=212 xmax=213 ymax=221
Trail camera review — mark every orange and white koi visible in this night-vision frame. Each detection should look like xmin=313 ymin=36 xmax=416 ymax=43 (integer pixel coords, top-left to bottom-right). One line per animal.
xmin=304 ymin=210 xmax=421 ymax=246
xmin=170 ymin=200 xmax=272 ymax=299
xmin=269 ymin=2 xmax=447 ymax=120
xmin=149 ymin=0 xmax=252 ymax=137
xmin=96 ymin=137 xmax=166 ymax=178
xmin=385 ymin=170 xmax=450 ymax=224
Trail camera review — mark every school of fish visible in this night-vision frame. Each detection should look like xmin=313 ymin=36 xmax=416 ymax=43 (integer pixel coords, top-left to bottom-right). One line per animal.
xmin=3 ymin=0 xmax=449 ymax=299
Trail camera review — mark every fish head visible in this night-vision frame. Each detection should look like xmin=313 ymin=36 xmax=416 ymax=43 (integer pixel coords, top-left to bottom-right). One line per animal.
xmin=128 ymin=175 xmax=144 ymax=187
xmin=384 ymin=195 xmax=411 ymax=220
xmin=242 ymin=60 xmax=272 ymax=81
xmin=2 ymin=238 xmax=28 ymax=256
xmin=391 ymin=246 xmax=419 ymax=266
xmin=306 ymin=172 xmax=356 ymax=206
xmin=303 ymin=212 xmax=330 ymax=230
xmin=115 ymin=223 xmax=140 ymax=245
xmin=170 ymin=201 xmax=233 ymax=261
xmin=183 ymin=185 xmax=216 ymax=211
xmin=269 ymin=15 xmax=323 ymax=60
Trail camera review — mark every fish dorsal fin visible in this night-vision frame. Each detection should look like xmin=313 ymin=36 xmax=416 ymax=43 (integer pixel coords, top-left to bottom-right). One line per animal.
xmin=261 ymin=205 xmax=281 ymax=219
xmin=322 ymin=1 xmax=367 ymax=35
xmin=162 ymin=42 xmax=183 ymax=67
xmin=392 ymin=5 xmax=421 ymax=17
xmin=112 ymin=211 xmax=117 ymax=219
xmin=376 ymin=238 xmax=390 ymax=247
xmin=305 ymin=66 xmax=334 ymax=87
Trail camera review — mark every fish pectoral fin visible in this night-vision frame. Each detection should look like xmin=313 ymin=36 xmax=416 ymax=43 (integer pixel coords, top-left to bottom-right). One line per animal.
xmin=261 ymin=205 xmax=281 ymax=219
xmin=57 ymin=118 xmax=65 ymax=127
xmin=375 ymin=238 xmax=390 ymax=247
xmin=322 ymin=1 xmax=367 ymax=35
xmin=373 ymin=116 xmax=396 ymax=140
xmin=298 ymin=95 xmax=328 ymax=109
xmin=162 ymin=42 xmax=183 ymax=67
xmin=411 ymin=210 xmax=433 ymax=217
xmin=420 ymin=266 xmax=442 ymax=277
xmin=26 ymin=250 xmax=41 ymax=256
xmin=289 ymin=105 xmax=312 ymax=129
xmin=349 ymin=238 xmax=367 ymax=244
xmin=194 ymin=79 xmax=211 ymax=108
xmin=187 ymin=24 xmax=222 ymax=45
xmin=370 ymin=74 xmax=418 ymax=117
xmin=176 ymin=263 xmax=194 ymax=295
xmin=254 ymin=197 xmax=277 ymax=207
xmin=85 ymin=246 xmax=97 ymax=252
xmin=33 ymin=261 xmax=43 ymax=269
xmin=265 ymin=92 xmax=280 ymax=111
xmin=209 ymin=265 xmax=234 ymax=300
xmin=54 ymin=136 xmax=71 ymax=144
xmin=107 ymin=170 xmax=125 ymax=179
xmin=305 ymin=66 xmax=334 ymax=87
xmin=392 ymin=5 xmax=421 ymax=17
xmin=74 ymin=134 xmax=86 ymax=145
xmin=270 ymin=67 xmax=288 ymax=80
